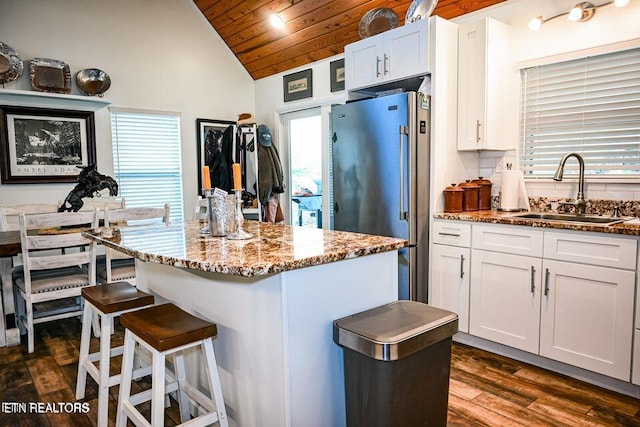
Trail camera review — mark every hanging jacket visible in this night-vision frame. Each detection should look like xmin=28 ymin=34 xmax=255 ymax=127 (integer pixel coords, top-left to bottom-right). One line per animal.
xmin=258 ymin=140 xmax=285 ymax=204
xmin=209 ymin=125 xmax=234 ymax=192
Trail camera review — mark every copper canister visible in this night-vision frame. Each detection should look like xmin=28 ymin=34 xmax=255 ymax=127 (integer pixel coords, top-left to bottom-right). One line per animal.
xmin=443 ymin=184 xmax=463 ymax=213
xmin=458 ymin=180 xmax=480 ymax=211
xmin=472 ymin=177 xmax=493 ymax=210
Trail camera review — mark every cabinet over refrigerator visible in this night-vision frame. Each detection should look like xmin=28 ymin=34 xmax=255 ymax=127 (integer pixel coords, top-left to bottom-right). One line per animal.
xmin=331 ymin=91 xmax=430 ymax=301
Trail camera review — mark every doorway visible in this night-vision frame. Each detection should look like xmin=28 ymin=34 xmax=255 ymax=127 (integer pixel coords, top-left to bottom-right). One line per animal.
xmin=281 ymin=108 xmax=323 ymax=228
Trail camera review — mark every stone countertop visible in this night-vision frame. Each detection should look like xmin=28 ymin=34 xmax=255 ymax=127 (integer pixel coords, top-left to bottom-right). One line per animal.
xmin=434 ymin=210 xmax=640 ymax=236
xmin=83 ymin=220 xmax=408 ymax=277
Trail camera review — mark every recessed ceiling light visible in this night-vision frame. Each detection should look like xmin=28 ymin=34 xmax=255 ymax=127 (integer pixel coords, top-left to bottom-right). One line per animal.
xmin=270 ymin=13 xmax=286 ymax=29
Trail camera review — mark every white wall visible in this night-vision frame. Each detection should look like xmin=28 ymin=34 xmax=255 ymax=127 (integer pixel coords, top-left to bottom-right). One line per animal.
xmin=254 ymin=54 xmax=347 ymax=223
xmin=453 ymin=0 xmax=640 ymax=201
xmin=0 ymin=0 xmax=255 ymax=217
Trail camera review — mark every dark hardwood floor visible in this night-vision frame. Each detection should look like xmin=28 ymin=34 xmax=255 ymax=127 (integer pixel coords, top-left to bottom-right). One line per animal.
xmin=1 ymin=318 xmax=640 ymax=426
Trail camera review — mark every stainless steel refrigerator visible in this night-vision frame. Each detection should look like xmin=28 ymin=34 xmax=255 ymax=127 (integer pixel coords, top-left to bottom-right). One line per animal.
xmin=331 ymin=91 xmax=430 ymax=301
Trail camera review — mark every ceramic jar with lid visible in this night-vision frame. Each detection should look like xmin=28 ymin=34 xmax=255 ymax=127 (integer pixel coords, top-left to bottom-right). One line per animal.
xmin=458 ymin=180 xmax=480 ymax=211
xmin=443 ymin=184 xmax=463 ymax=213
xmin=472 ymin=177 xmax=493 ymax=210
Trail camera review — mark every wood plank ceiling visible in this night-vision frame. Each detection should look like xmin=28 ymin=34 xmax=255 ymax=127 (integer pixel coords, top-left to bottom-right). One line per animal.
xmin=193 ymin=0 xmax=507 ymax=80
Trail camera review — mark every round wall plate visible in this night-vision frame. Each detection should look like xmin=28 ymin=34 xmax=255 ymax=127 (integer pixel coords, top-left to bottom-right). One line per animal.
xmin=0 ymin=42 xmax=24 ymax=84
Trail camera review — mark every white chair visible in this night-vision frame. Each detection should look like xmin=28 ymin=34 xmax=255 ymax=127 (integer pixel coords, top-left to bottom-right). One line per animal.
xmin=0 ymin=203 xmax=63 ymax=232
xmin=97 ymin=204 xmax=170 ymax=284
xmin=0 ymin=203 xmax=64 ymax=347
xmin=12 ymin=210 xmax=99 ymax=353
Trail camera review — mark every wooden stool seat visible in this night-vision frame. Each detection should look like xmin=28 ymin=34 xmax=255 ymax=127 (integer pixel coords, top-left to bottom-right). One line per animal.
xmin=117 ymin=303 xmax=228 ymax=427
xmin=120 ymin=303 xmax=218 ymax=351
xmin=81 ymin=281 xmax=154 ymax=314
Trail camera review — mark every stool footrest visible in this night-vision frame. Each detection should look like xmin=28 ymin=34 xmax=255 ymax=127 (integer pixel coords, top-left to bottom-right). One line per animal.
xmin=82 ymin=357 xmax=152 ymax=388
xmin=180 ymin=382 xmax=215 ymax=413
xmin=129 ymin=380 xmax=179 ymax=406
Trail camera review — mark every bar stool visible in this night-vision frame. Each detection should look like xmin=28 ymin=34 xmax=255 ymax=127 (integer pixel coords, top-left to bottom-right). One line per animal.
xmin=76 ymin=281 xmax=155 ymax=427
xmin=117 ymin=303 xmax=229 ymax=427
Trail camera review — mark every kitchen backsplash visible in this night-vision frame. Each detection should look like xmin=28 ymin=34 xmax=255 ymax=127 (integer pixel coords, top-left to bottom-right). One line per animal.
xmin=490 ymin=196 xmax=640 ymax=217
xmin=476 ymin=151 xmax=640 ymax=210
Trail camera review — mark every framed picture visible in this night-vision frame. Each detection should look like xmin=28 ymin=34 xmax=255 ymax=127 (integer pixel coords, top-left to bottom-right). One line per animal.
xmin=330 ymin=59 xmax=345 ymax=92
xmin=196 ymin=118 xmax=235 ymax=194
xmin=0 ymin=105 xmax=96 ymax=184
xmin=283 ymin=69 xmax=313 ymax=102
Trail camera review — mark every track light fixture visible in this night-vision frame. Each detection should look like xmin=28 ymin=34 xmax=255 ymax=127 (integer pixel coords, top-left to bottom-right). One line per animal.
xmin=528 ymin=0 xmax=630 ymax=31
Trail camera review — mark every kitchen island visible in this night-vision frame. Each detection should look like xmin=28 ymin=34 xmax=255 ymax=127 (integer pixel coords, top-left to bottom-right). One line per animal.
xmin=83 ymin=220 xmax=406 ymax=427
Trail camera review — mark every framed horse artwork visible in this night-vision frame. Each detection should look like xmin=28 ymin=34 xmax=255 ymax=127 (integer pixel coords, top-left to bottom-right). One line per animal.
xmin=0 ymin=105 xmax=96 ymax=184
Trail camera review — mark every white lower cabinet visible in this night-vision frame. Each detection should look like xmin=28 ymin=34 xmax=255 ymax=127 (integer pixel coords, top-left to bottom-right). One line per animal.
xmin=469 ymin=250 xmax=542 ymax=353
xmin=431 ymin=244 xmax=470 ymax=332
xmin=540 ymin=260 xmax=634 ymax=381
xmin=454 ymin=221 xmax=638 ymax=382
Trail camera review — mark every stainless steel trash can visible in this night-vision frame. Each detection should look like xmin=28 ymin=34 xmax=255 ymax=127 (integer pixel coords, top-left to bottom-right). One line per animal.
xmin=333 ymin=301 xmax=458 ymax=427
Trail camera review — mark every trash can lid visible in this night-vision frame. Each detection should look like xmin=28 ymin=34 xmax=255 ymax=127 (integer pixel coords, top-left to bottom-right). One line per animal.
xmin=333 ymin=301 xmax=458 ymax=361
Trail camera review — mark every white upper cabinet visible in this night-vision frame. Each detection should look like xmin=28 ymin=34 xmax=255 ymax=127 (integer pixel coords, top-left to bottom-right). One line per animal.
xmin=345 ymin=19 xmax=430 ymax=91
xmin=457 ymin=17 xmax=511 ymax=151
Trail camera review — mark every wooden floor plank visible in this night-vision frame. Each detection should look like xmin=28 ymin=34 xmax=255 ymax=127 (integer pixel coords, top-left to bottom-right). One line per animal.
xmin=528 ymin=398 xmax=613 ymax=427
xmin=448 ymin=394 xmax=528 ymax=427
xmin=449 ymin=377 xmax=484 ymax=400
xmin=471 ymin=392 xmax=567 ymax=427
xmin=451 ymin=366 xmax=538 ymax=408
xmin=25 ymin=356 xmax=68 ymax=396
xmin=586 ymin=405 xmax=640 ymax=427
xmin=515 ymin=366 xmax=640 ymax=417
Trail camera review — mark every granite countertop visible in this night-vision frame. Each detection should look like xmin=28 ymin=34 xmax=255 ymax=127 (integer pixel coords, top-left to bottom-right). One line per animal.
xmin=83 ymin=220 xmax=408 ymax=277
xmin=434 ymin=210 xmax=640 ymax=236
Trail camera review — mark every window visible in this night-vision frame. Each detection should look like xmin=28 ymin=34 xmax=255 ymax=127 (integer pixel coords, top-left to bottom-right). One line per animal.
xmin=520 ymin=47 xmax=640 ymax=179
xmin=111 ymin=109 xmax=184 ymax=222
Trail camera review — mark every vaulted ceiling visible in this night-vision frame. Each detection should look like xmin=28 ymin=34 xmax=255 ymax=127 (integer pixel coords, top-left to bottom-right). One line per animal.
xmin=193 ymin=0 xmax=507 ymax=80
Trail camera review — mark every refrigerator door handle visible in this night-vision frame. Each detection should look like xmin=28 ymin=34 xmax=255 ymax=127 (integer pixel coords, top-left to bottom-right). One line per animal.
xmin=399 ymin=125 xmax=409 ymax=221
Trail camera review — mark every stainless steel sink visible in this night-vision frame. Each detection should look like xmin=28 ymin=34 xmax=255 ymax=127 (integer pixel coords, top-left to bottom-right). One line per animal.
xmin=513 ymin=212 xmax=627 ymax=225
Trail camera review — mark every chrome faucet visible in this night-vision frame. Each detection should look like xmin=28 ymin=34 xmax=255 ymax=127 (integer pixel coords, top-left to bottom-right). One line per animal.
xmin=553 ymin=153 xmax=586 ymax=215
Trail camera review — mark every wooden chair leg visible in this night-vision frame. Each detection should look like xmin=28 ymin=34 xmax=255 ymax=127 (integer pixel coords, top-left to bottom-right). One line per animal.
xmin=173 ymin=352 xmax=191 ymax=422
xmin=116 ymin=330 xmax=136 ymax=427
xmin=75 ymin=303 xmax=93 ymax=400
xmin=151 ymin=351 xmax=166 ymax=427
xmin=13 ymin=288 xmax=26 ymax=335
xmin=97 ymin=312 xmax=112 ymax=427
xmin=202 ymin=338 xmax=229 ymax=427
xmin=25 ymin=300 xmax=34 ymax=354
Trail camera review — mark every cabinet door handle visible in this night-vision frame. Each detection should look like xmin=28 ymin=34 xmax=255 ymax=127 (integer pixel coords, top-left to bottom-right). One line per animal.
xmin=383 ymin=54 xmax=389 ymax=75
xmin=376 ymin=56 xmax=381 ymax=77
xmin=438 ymin=232 xmax=460 ymax=237
xmin=460 ymin=255 xmax=465 ymax=279
xmin=476 ymin=120 xmax=482 ymax=144
xmin=544 ymin=268 xmax=550 ymax=296
xmin=530 ymin=266 xmax=535 ymax=293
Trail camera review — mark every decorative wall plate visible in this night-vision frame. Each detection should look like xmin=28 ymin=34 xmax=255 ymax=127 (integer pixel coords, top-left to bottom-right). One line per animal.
xmin=405 ymin=0 xmax=439 ymax=24
xmin=358 ymin=8 xmax=399 ymax=39
xmin=0 ymin=42 xmax=24 ymax=84
xmin=76 ymin=68 xmax=111 ymax=97
xmin=29 ymin=58 xmax=71 ymax=94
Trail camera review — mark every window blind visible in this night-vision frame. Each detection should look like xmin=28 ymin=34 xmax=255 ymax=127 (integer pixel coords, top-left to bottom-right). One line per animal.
xmin=520 ymin=47 xmax=640 ymax=178
xmin=111 ymin=110 xmax=184 ymax=222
